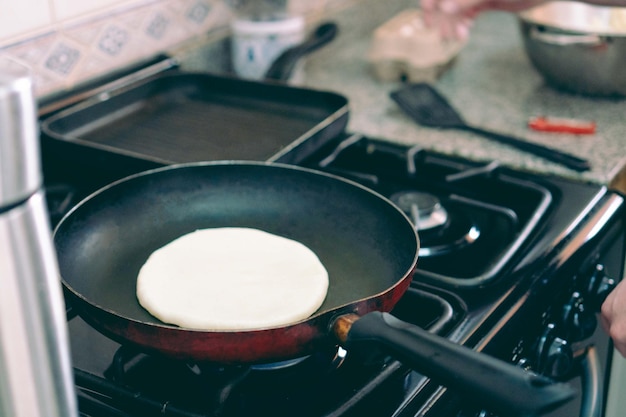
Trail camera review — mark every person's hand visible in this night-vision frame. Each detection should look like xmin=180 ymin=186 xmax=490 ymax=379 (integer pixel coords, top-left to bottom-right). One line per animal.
xmin=420 ymin=0 xmax=548 ymax=39
xmin=601 ymin=279 xmax=626 ymax=357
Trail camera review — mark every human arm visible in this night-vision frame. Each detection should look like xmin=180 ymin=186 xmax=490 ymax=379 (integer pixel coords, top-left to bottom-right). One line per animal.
xmin=420 ymin=0 xmax=626 ymax=39
xmin=601 ymin=279 xmax=626 ymax=357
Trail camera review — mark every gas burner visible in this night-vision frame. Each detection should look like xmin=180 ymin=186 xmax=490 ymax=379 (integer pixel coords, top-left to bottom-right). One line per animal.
xmin=250 ymin=347 xmax=348 ymax=372
xmin=93 ymin=342 xmax=386 ymax=417
xmin=304 ymin=136 xmax=557 ymax=284
xmin=390 ymin=191 xmax=481 ymax=257
xmin=67 ymin=269 xmax=461 ymax=417
xmin=390 ymin=191 xmax=448 ymax=231
xmin=419 ymin=223 xmax=481 ymax=257
xmin=104 ymin=344 xmax=349 ymax=384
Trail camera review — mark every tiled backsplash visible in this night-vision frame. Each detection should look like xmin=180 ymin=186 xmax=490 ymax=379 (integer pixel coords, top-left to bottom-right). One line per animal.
xmin=0 ymin=0 xmax=349 ymax=99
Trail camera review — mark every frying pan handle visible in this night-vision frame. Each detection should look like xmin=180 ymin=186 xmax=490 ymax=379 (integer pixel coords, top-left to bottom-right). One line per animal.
xmin=337 ymin=312 xmax=576 ymax=417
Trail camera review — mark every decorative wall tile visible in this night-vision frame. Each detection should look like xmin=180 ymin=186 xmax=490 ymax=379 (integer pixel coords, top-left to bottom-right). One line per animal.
xmin=0 ymin=0 xmax=231 ymax=97
xmin=44 ymin=41 xmax=82 ymax=75
xmin=0 ymin=0 xmax=350 ymax=98
xmin=145 ymin=12 xmax=170 ymax=39
xmin=98 ymin=25 xmax=130 ymax=55
xmin=186 ymin=1 xmax=212 ymax=23
xmin=4 ymin=33 xmax=57 ymax=68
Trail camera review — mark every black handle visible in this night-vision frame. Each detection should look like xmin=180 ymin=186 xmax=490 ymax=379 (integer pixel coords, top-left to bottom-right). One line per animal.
xmin=265 ymin=22 xmax=338 ymax=81
xmin=465 ymin=125 xmax=591 ymax=172
xmin=345 ymin=312 xmax=576 ymax=417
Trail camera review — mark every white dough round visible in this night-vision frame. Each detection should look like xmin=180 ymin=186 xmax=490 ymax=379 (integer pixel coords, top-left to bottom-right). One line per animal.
xmin=136 ymin=227 xmax=329 ymax=330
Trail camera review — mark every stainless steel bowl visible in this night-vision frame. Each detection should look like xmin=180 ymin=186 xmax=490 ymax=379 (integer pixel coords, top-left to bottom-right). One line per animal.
xmin=518 ymin=1 xmax=626 ymax=96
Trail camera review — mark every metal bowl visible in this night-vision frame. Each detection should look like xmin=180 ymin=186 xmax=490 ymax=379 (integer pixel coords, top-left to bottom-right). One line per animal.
xmin=518 ymin=1 xmax=626 ymax=96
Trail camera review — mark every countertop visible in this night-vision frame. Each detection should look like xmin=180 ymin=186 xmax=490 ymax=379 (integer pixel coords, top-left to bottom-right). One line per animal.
xmin=181 ymin=0 xmax=626 ymax=190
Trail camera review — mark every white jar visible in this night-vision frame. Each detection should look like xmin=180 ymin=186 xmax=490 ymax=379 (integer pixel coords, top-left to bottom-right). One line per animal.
xmin=231 ymin=15 xmax=305 ymax=80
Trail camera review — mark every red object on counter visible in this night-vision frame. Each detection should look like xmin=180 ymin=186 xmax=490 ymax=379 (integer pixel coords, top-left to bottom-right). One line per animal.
xmin=528 ymin=116 xmax=597 ymax=135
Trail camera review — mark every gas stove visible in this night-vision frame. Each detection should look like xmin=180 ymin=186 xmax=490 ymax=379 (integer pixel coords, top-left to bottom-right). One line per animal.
xmin=40 ymin=73 xmax=625 ymax=417
xmin=301 ymin=133 xmax=553 ymax=288
xmin=300 ymin=134 xmax=626 ymax=417
xmin=66 ymin=286 xmax=461 ymax=417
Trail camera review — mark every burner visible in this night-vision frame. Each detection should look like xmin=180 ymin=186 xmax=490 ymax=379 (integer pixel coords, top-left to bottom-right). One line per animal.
xmin=69 ymin=281 xmax=460 ymax=417
xmin=95 ymin=343 xmax=383 ymax=417
xmin=390 ymin=191 xmax=480 ymax=257
xmin=390 ymin=191 xmax=448 ymax=231
xmin=305 ymin=136 xmax=548 ymax=282
xmin=421 ymin=226 xmax=480 ymax=257
xmin=250 ymin=347 xmax=347 ymax=372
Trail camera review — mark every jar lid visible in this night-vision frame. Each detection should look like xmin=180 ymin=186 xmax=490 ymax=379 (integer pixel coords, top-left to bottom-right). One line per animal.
xmin=231 ymin=15 xmax=305 ymax=36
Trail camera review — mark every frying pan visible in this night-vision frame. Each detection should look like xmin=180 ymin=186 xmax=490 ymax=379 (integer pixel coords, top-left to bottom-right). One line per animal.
xmin=55 ymin=161 xmax=574 ymax=416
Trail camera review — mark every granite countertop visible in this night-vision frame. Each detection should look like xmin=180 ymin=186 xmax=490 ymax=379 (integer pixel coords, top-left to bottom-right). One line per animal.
xmin=180 ymin=0 xmax=626 ymax=189
xmin=296 ymin=0 xmax=626 ymax=189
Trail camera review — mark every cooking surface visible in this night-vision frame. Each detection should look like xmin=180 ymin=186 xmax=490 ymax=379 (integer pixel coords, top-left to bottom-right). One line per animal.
xmin=43 ymin=121 xmax=624 ymax=417
xmin=41 ymin=73 xmax=348 ymax=165
xmin=297 ymin=1 xmax=626 ymax=181
xmin=301 ymin=135 xmax=552 ymax=286
xmin=67 ymin=286 xmax=462 ymax=417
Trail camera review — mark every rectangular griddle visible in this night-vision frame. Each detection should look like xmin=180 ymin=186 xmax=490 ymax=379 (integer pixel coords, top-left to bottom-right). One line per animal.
xmin=41 ymin=71 xmax=349 ymax=168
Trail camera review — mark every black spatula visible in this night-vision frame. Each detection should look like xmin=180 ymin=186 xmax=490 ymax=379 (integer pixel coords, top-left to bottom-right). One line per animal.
xmin=390 ymin=83 xmax=591 ymax=172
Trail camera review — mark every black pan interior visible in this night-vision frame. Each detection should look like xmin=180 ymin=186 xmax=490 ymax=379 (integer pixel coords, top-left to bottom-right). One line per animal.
xmin=55 ymin=162 xmax=418 ymax=326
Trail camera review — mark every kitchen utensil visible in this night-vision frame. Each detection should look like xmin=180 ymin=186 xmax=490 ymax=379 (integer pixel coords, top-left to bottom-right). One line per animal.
xmin=55 ymin=161 xmax=574 ymax=417
xmin=528 ymin=116 xmax=597 ymax=135
xmin=0 ymin=59 xmax=78 ymax=417
xmin=390 ymin=83 xmax=591 ymax=172
xmin=40 ymin=71 xmax=349 ymax=177
xmin=518 ymin=1 xmax=626 ymax=96
xmin=265 ymin=22 xmax=338 ymax=81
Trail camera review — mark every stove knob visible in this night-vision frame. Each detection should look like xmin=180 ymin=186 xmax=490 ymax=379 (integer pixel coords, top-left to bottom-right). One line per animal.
xmin=586 ymin=264 xmax=617 ymax=311
xmin=543 ymin=337 xmax=573 ymax=379
xmin=562 ymin=291 xmax=597 ymax=341
xmin=535 ymin=323 xmax=573 ymax=379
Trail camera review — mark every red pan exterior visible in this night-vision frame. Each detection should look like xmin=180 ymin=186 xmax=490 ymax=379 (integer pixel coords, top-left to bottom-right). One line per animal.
xmin=68 ymin=268 xmax=414 ymax=363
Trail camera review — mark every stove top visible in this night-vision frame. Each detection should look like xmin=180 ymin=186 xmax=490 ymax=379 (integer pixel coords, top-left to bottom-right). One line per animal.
xmin=41 ymin=83 xmax=625 ymax=417
xmin=301 ymin=134 xmax=554 ymax=287
xmin=67 ymin=286 xmax=462 ymax=417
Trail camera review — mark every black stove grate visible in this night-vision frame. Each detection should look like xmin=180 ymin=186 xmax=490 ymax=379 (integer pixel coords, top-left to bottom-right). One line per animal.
xmin=42 ymin=122 xmax=623 ymax=417
xmin=68 ymin=287 xmax=462 ymax=417
xmin=302 ymin=135 xmax=553 ymax=287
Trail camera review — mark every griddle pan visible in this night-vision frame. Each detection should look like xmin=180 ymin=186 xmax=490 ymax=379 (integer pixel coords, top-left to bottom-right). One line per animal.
xmin=41 ymin=71 xmax=349 ymax=166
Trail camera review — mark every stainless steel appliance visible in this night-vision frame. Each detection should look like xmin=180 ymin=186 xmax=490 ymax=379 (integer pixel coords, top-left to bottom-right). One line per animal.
xmin=38 ymin=66 xmax=625 ymax=417
xmin=0 ymin=59 xmax=78 ymax=417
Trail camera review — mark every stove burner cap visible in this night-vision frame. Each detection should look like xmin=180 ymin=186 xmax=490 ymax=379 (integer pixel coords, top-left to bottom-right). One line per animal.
xmin=390 ymin=191 xmax=448 ymax=231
